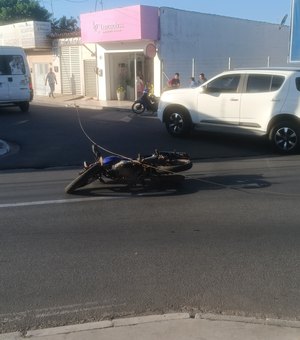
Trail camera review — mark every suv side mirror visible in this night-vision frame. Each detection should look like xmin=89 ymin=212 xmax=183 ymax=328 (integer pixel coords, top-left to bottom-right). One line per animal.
xmin=199 ymin=86 xmax=207 ymax=93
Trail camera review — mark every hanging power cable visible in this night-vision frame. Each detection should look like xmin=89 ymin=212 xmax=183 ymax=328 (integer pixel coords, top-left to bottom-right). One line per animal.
xmin=74 ymin=104 xmax=133 ymax=161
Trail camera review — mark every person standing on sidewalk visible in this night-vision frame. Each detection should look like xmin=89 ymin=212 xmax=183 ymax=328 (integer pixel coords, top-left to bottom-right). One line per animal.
xmin=45 ymin=68 xmax=57 ymax=98
xmin=198 ymin=72 xmax=207 ymax=85
xmin=168 ymin=72 xmax=180 ymax=88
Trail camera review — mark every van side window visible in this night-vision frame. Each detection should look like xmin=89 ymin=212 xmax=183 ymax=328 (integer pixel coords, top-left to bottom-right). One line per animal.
xmin=246 ymin=75 xmax=284 ymax=93
xmin=0 ymin=56 xmax=9 ymax=75
xmin=9 ymin=55 xmax=25 ymax=75
xmin=206 ymin=75 xmax=240 ymax=93
xmin=0 ymin=55 xmax=25 ymax=75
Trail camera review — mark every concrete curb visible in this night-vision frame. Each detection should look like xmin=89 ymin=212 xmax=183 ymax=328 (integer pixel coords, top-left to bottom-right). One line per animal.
xmin=2 ymin=312 xmax=300 ymax=339
xmin=25 ymin=313 xmax=190 ymax=338
xmin=32 ymin=96 xmax=133 ymax=112
xmin=0 ymin=139 xmax=10 ymax=156
xmin=112 ymin=313 xmax=190 ymax=327
xmin=0 ymin=333 xmax=20 ymax=340
xmin=0 ymin=314 xmax=191 ymax=338
xmin=26 ymin=320 xmax=113 ymax=337
xmin=196 ymin=313 xmax=300 ymax=328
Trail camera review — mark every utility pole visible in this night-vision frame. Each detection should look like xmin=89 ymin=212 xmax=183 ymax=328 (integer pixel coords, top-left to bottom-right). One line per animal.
xmin=95 ymin=0 xmax=103 ymax=11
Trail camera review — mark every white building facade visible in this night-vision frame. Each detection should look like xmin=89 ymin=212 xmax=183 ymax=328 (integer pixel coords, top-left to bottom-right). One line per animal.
xmin=0 ymin=6 xmax=295 ymax=100
xmin=80 ymin=5 xmax=159 ymax=101
xmin=0 ymin=21 xmax=97 ymax=97
xmin=159 ymin=7 xmax=292 ymax=88
xmin=80 ymin=5 xmax=294 ymax=100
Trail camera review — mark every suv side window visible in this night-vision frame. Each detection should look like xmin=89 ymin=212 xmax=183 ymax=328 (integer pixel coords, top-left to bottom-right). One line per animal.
xmin=271 ymin=76 xmax=285 ymax=91
xmin=206 ymin=75 xmax=240 ymax=93
xmin=246 ymin=75 xmax=284 ymax=93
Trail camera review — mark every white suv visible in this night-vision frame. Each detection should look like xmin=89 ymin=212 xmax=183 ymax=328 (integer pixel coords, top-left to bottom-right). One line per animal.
xmin=157 ymin=68 xmax=300 ymax=154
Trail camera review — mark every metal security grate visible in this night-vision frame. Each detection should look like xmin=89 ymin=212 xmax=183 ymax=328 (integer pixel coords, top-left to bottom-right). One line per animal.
xmin=60 ymin=46 xmax=81 ymax=95
xmin=84 ymin=59 xmax=97 ymax=97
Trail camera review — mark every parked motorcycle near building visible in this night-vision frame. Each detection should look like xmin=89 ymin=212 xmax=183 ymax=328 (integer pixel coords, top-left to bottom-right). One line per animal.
xmin=131 ymin=88 xmax=159 ymax=114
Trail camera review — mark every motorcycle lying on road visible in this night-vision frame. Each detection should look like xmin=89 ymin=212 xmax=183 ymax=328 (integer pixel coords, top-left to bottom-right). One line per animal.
xmin=65 ymin=144 xmax=193 ymax=194
xmin=131 ymin=88 xmax=159 ymax=114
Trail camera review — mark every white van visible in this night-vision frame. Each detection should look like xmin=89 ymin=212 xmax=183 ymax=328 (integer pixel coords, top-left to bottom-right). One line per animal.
xmin=0 ymin=46 xmax=33 ymax=112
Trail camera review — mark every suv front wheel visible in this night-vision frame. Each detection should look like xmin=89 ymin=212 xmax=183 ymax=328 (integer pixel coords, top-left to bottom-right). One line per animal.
xmin=165 ymin=109 xmax=192 ymax=137
xmin=269 ymin=121 xmax=300 ymax=154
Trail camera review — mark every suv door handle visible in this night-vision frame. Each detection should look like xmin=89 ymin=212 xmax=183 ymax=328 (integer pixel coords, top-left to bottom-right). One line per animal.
xmin=230 ymin=98 xmax=239 ymax=101
xmin=272 ymin=98 xmax=281 ymax=102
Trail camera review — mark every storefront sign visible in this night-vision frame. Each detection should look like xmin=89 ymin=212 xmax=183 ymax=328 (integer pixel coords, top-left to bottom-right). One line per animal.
xmin=81 ymin=5 xmax=159 ymax=43
xmin=290 ymin=0 xmax=300 ymax=61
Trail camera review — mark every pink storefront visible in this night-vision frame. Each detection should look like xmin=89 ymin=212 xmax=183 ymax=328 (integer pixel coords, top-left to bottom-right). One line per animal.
xmin=80 ymin=5 xmax=159 ymax=101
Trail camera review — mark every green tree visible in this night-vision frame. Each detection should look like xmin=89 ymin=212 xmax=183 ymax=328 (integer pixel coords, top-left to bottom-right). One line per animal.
xmin=0 ymin=0 xmax=79 ymax=33
xmin=0 ymin=0 xmax=52 ymax=24
xmin=52 ymin=16 xmax=79 ymax=33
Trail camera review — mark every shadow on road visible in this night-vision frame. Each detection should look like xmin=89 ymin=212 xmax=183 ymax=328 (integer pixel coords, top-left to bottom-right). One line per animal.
xmin=65 ymin=173 xmax=271 ymax=198
xmin=183 ymin=174 xmax=271 ymax=191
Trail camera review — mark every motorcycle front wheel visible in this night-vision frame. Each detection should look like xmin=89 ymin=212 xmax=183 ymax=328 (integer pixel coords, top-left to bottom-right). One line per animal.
xmin=65 ymin=163 xmax=101 ymax=194
xmin=132 ymin=101 xmax=145 ymax=114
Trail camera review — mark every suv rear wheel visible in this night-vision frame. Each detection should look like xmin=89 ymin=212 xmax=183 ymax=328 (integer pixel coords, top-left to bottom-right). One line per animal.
xmin=165 ymin=109 xmax=192 ymax=137
xmin=269 ymin=121 xmax=300 ymax=154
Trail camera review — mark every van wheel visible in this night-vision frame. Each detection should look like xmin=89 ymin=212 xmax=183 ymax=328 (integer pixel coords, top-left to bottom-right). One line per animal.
xmin=269 ymin=121 xmax=300 ymax=154
xmin=165 ymin=109 xmax=192 ymax=137
xmin=19 ymin=102 xmax=29 ymax=112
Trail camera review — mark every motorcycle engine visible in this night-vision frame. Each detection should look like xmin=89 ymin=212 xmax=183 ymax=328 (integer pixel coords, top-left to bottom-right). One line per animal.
xmin=112 ymin=160 xmax=141 ymax=179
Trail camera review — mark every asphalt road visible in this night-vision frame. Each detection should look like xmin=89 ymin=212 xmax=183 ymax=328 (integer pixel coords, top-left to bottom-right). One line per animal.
xmin=1 ymin=156 xmax=300 ymax=333
xmin=1 ymin=103 xmax=300 ymax=333
xmin=0 ymin=102 xmax=271 ymax=170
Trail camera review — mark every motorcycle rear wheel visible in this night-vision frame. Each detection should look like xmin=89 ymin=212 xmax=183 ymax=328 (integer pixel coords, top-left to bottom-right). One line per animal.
xmin=132 ymin=101 xmax=146 ymax=114
xmin=65 ymin=164 xmax=101 ymax=194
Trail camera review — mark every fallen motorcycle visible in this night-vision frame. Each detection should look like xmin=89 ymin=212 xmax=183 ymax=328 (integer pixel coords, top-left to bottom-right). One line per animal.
xmin=131 ymin=88 xmax=159 ymax=114
xmin=65 ymin=144 xmax=192 ymax=194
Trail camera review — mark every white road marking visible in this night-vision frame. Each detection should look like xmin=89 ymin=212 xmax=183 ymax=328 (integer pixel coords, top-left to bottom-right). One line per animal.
xmin=0 ymin=302 xmax=126 ymax=322
xmin=120 ymin=116 xmax=133 ymax=122
xmin=0 ymin=196 xmax=124 ymax=209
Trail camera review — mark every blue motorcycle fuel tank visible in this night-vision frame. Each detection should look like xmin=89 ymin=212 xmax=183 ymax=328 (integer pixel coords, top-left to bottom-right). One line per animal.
xmin=103 ymin=155 xmax=123 ymax=166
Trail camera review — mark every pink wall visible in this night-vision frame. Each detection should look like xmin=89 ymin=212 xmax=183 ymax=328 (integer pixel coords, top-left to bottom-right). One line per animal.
xmin=80 ymin=5 xmax=159 ymax=43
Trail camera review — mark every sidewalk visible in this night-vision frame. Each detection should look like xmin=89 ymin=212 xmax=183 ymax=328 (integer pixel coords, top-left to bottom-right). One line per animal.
xmin=2 ymin=313 xmax=300 ymax=339
xmin=32 ymin=94 xmax=133 ymax=111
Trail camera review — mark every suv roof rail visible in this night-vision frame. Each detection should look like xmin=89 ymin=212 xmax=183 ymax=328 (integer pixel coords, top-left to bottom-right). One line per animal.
xmin=233 ymin=67 xmax=300 ymax=71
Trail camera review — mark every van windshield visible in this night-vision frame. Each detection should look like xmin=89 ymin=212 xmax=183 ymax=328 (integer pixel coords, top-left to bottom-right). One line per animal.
xmin=0 ymin=55 xmax=25 ymax=75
